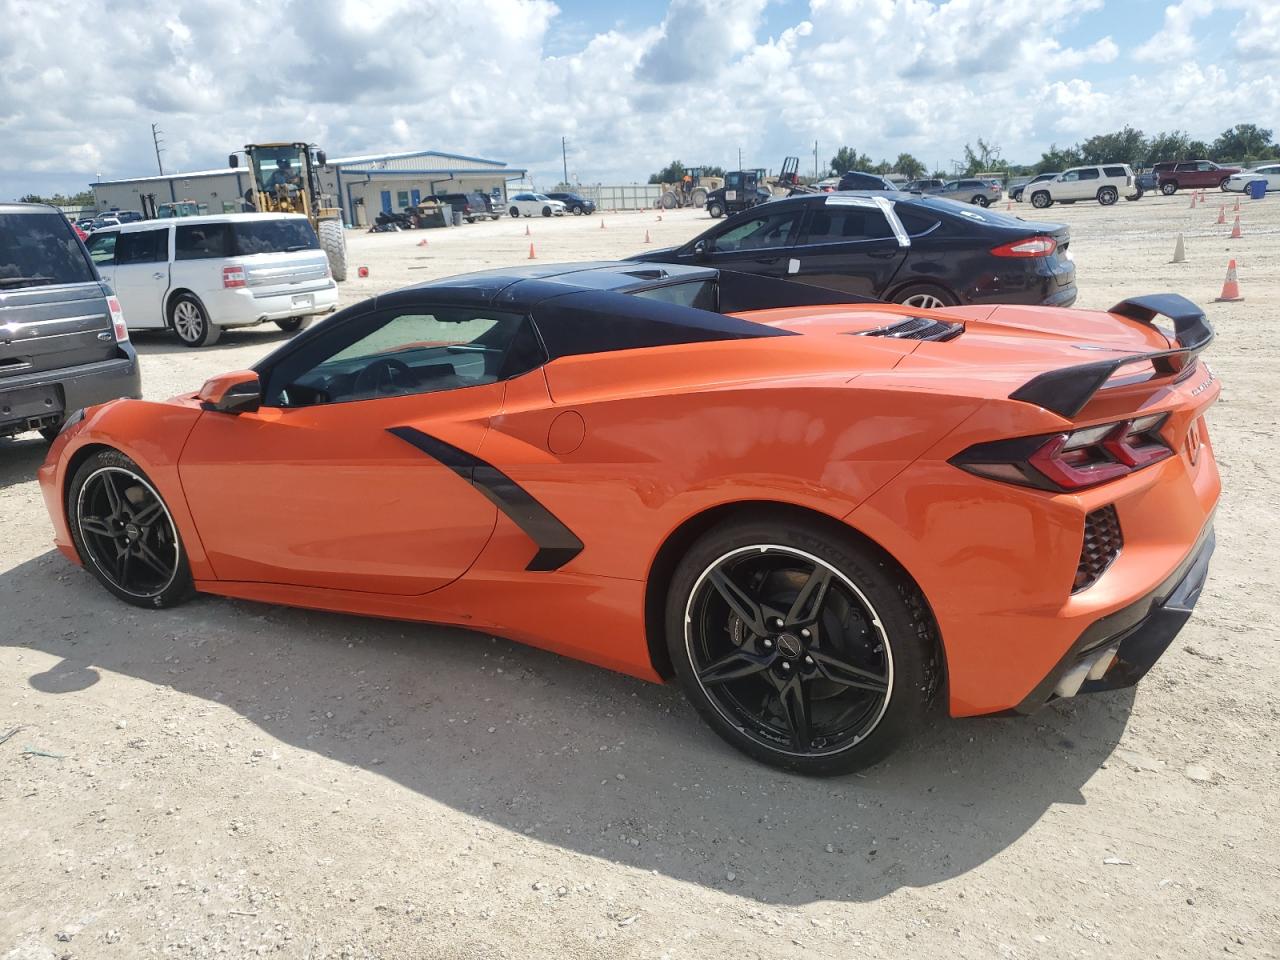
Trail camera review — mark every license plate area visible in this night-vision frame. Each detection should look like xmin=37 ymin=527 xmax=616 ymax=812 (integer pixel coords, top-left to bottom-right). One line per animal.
xmin=0 ymin=383 xmax=64 ymax=420
xmin=291 ymin=294 xmax=315 ymax=309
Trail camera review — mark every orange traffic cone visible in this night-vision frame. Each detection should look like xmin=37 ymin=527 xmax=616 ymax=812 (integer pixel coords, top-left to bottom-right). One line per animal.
xmin=1217 ymin=205 xmax=1226 ymax=224
xmin=527 ymin=242 xmax=536 ymax=259
xmin=1006 ymin=200 xmax=1012 ymax=211
xmin=1233 ymin=198 xmax=1240 ymax=213
xmin=644 ymin=230 xmax=651 ymax=243
xmin=1229 ymin=215 xmax=1243 ymax=239
xmin=417 ymin=238 xmax=428 ymax=247
xmin=1190 ymin=193 xmax=1197 ymax=209
xmin=1171 ymin=233 xmax=1186 ymax=263
xmin=524 ymin=223 xmax=530 ymax=237
xmin=600 ymin=218 xmax=605 ymax=229
xmin=1214 ymin=259 xmax=1243 ymax=302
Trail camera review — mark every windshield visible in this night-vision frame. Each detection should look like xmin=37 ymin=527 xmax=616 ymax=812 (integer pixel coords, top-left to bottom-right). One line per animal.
xmin=251 ymin=145 xmax=307 ymax=193
xmin=0 ymin=212 xmax=96 ymax=288
xmin=230 ymin=219 xmax=320 ymax=255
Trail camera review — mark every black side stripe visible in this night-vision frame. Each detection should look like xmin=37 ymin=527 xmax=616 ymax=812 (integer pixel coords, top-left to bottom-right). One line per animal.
xmin=387 ymin=426 xmax=584 ymax=572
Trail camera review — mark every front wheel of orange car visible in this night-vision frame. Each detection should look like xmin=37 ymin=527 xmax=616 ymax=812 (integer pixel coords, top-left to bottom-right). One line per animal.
xmin=666 ymin=515 xmax=939 ymax=776
xmin=67 ymin=449 xmax=195 ymax=609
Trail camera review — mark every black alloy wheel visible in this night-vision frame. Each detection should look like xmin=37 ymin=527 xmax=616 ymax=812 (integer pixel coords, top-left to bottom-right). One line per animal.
xmin=68 ymin=450 xmax=194 ymax=608
xmin=667 ymin=515 xmax=937 ymax=775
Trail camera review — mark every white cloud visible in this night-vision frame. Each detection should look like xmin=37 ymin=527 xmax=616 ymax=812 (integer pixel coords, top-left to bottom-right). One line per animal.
xmin=0 ymin=0 xmax=1275 ymax=200
xmin=1133 ymin=0 xmax=1216 ymax=63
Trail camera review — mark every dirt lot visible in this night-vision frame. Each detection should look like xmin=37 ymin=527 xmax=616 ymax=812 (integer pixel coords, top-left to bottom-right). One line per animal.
xmin=2 ymin=195 xmax=1278 ymax=959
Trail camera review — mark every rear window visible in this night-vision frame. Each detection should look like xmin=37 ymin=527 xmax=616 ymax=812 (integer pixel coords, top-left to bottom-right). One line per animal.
xmin=176 ymin=223 xmax=230 ymax=260
xmin=0 ymin=211 xmax=96 ymax=288
xmin=230 ymin=219 xmax=319 ymax=256
xmin=631 ymin=280 xmax=717 ymax=311
xmin=1103 ymin=166 xmax=1127 ymax=177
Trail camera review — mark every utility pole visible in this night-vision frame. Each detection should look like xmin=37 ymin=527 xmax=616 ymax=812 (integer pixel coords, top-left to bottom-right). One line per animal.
xmin=738 ymin=147 xmax=742 ymax=171
xmin=151 ymin=123 xmax=165 ymax=176
xmin=814 ymin=140 xmax=819 ymax=179
xmin=561 ymin=137 xmax=568 ymax=187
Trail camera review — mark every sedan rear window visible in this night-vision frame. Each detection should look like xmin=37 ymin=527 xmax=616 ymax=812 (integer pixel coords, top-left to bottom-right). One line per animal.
xmin=230 ymin=219 xmax=319 ymax=256
xmin=0 ymin=212 xmax=96 ymax=288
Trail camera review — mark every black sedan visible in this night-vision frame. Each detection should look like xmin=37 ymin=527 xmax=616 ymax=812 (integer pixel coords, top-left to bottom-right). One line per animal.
xmin=546 ymin=192 xmax=596 ymax=215
xmin=632 ymin=191 xmax=1076 ymax=309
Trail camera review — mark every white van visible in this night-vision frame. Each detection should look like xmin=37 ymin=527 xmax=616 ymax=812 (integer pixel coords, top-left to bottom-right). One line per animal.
xmin=84 ymin=213 xmax=340 ymax=346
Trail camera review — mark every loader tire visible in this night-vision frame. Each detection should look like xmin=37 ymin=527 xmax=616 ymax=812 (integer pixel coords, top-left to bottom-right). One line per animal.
xmin=318 ymin=219 xmax=348 ymax=282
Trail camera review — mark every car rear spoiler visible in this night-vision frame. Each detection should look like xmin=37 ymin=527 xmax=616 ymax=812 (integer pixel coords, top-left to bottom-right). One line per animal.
xmin=1009 ymin=294 xmax=1214 ymax=418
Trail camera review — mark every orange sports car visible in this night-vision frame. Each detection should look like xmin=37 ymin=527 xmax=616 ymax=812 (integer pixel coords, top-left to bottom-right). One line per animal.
xmin=38 ymin=262 xmax=1220 ymax=775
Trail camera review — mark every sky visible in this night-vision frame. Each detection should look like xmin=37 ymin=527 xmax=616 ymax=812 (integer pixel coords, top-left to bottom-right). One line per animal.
xmin=1 ymin=0 xmax=1277 ymax=200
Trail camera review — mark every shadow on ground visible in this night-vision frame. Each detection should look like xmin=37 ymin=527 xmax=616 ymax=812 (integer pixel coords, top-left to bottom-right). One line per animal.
xmin=0 ymin=435 xmax=49 ymax=493
xmin=3 ymin=550 xmax=1133 ymax=905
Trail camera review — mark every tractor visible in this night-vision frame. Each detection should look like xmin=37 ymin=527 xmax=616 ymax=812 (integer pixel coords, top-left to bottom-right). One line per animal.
xmin=658 ymin=167 xmax=723 ymax=210
xmin=704 ymin=168 xmax=771 ymax=218
xmin=228 ymin=141 xmax=348 ymax=281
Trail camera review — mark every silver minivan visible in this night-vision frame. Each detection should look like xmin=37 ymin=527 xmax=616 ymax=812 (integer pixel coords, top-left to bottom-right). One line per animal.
xmin=84 ymin=213 xmax=340 ymax=347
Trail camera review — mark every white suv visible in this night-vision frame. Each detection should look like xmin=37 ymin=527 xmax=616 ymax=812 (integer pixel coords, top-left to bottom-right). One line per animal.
xmin=84 ymin=213 xmax=340 ymax=346
xmin=1027 ymin=164 xmax=1140 ymax=208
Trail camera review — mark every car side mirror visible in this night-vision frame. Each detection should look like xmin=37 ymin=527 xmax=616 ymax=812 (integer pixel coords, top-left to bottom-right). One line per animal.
xmin=693 ymin=239 xmax=709 ymax=258
xmin=228 ymin=154 xmax=238 ymax=169
xmin=316 ymin=150 xmax=327 ymax=167
xmin=198 ymin=370 xmax=261 ymax=414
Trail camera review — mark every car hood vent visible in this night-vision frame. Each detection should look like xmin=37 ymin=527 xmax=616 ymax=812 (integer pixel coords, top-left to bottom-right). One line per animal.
xmin=853 ymin=316 xmax=962 ymax=342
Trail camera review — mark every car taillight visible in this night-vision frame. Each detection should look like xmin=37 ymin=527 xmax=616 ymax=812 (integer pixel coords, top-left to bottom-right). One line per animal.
xmin=951 ymin=414 xmax=1173 ymax=491
xmin=107 ymin=295 xmax=128 ymax=341
xmin=223 ymin=264 xmax=247 ymax=288
xmin=991 ymin=236 xmax=1057 ymax=258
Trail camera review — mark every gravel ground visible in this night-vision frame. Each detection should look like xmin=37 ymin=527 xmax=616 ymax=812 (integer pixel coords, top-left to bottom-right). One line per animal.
xmin=2 ymin=195 xmax=1277 ymax=959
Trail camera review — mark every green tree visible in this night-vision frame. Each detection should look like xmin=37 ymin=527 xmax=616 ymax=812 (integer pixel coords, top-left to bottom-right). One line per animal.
xmin=1079 ymin=126 xmax=1148 ymax=167
xmin=1187 ymin=139 xmax=1212 ymax=159
xmin=894 ymin=153 xmax=926 ymax=179
xmin=1034 ymin=143 xmax=1083 ymax=174
xmin=699 ymin=165 xmax=726 ymax=178
xmin=648 ymin=160 xmax=687 ymax=185
xmin=870 ymin=159 xmax=893 ymax=175
xmin=1145 ymin=130 xmax=1193 ymax=164
xmin=962 ymin=139 xmax=1008 ymax=175
xmin=829 ymin=146 xmax=873 ymax=175
xmin=1210 ymin=124 xmax=1276 ymax=163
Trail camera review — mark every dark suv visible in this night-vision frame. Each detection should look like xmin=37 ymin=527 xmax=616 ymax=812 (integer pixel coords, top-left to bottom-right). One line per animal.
xmin=546 ymin=192 xmax=596 ymax=215
xmin=902 ymin=178 xmax=944 ymax=194
xmin=436 ymin=193 xmax=501 ymax=223
xmin=1 ymin=203 xmax=140 ymax=441
xmin=1154 ymin=160 xmax=1242 ymax=194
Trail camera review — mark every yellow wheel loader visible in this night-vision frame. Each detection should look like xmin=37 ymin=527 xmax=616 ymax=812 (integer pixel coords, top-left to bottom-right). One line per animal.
xmin=229 ymin=142 xmax=348 ymax=281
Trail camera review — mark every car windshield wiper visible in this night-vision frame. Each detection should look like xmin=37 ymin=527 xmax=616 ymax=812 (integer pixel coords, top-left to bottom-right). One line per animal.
xmin=0 ymin=276 xmax=57 ymax=288
xmin=284 ymin=244 xmax=311 ymax=253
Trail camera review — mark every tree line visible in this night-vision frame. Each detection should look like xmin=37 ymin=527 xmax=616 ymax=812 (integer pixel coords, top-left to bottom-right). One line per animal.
xmin=649 ymin=124 xmax=1277 ymax=184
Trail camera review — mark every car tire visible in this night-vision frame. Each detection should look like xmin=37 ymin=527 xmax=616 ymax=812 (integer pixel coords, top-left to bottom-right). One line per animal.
xmin=972 ymin=196 xmax=989 ymax=206
xmin=1161 ymin=181 xmax=1178 ymax=195
xmin=274 ymin=316 xmax=311 ymax=333
xmin=170 ymin=293 xmax=220 ymax=347
xmin=1097 ymin=186 xmax=1118 ymax=205
xmin=1219 ymin=178 xmax=1231 ymax=191
xmin=1030 ymin=191 xmax=1053 ymax=209
xmin=893 ymin=283 xmax=959 ymax=309
xmin=571 ymin=205 xmax=583 ymax=216
xmin=542 ymin=206 xmax=552 ymax=217
xmin=509 ymin=207 xmax=520 ymax=218
xmin=1126 ymin=186 xmax=1144 ymax=201
xmin=708 ymin=201 xmax=724 ymax=219
xmin=665 ymin=512 xmax=939 ymax=776
xmin=66 ymin=448 xmax=195 ymax=609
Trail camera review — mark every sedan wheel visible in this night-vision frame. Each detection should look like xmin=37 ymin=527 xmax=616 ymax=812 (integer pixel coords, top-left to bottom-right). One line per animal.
xmin=666 ymin=515 xmax=937 ymax=775
xmin=509 ymin=207 xmax=520 ymax=218
xmin=972 ymin=196 xmax=989 ymax=206
xmin=1161 ymin=182 xmax=1178 ymax=195
xmin=68 ymin=450 xmax=194 ymax=608
xmin=542 ymin=206 xmax=553 ymax=217
xmin=1031 ymin=191 xmax=1052 ymax=209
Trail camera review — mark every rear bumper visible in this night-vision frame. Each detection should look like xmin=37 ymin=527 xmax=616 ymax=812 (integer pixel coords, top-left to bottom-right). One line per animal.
xmin=0 ymin=347 xmax=140 ymax=435
xmin=204 ymin=282 xmax=339 ymax=329
xmin=1014 ymin=520 xmax=1215 ymax=712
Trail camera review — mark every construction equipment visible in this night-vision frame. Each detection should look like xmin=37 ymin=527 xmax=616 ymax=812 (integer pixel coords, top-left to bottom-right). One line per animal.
xmin=659 ymin=167 xmax=723 ymax=210
xmin=229 ymin=141 xmax=348 ymax=281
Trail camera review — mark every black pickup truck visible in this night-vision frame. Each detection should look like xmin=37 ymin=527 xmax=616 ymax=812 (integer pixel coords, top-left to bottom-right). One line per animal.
xmin=1 ymin=203 xmax=140 ymax=441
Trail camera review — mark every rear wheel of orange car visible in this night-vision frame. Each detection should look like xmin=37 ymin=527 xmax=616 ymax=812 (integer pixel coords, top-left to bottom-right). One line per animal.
xmin=666 ymin=515 xmax=939 ymax=776
xmin=67 ymin=449 xmax=195 ymax=609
